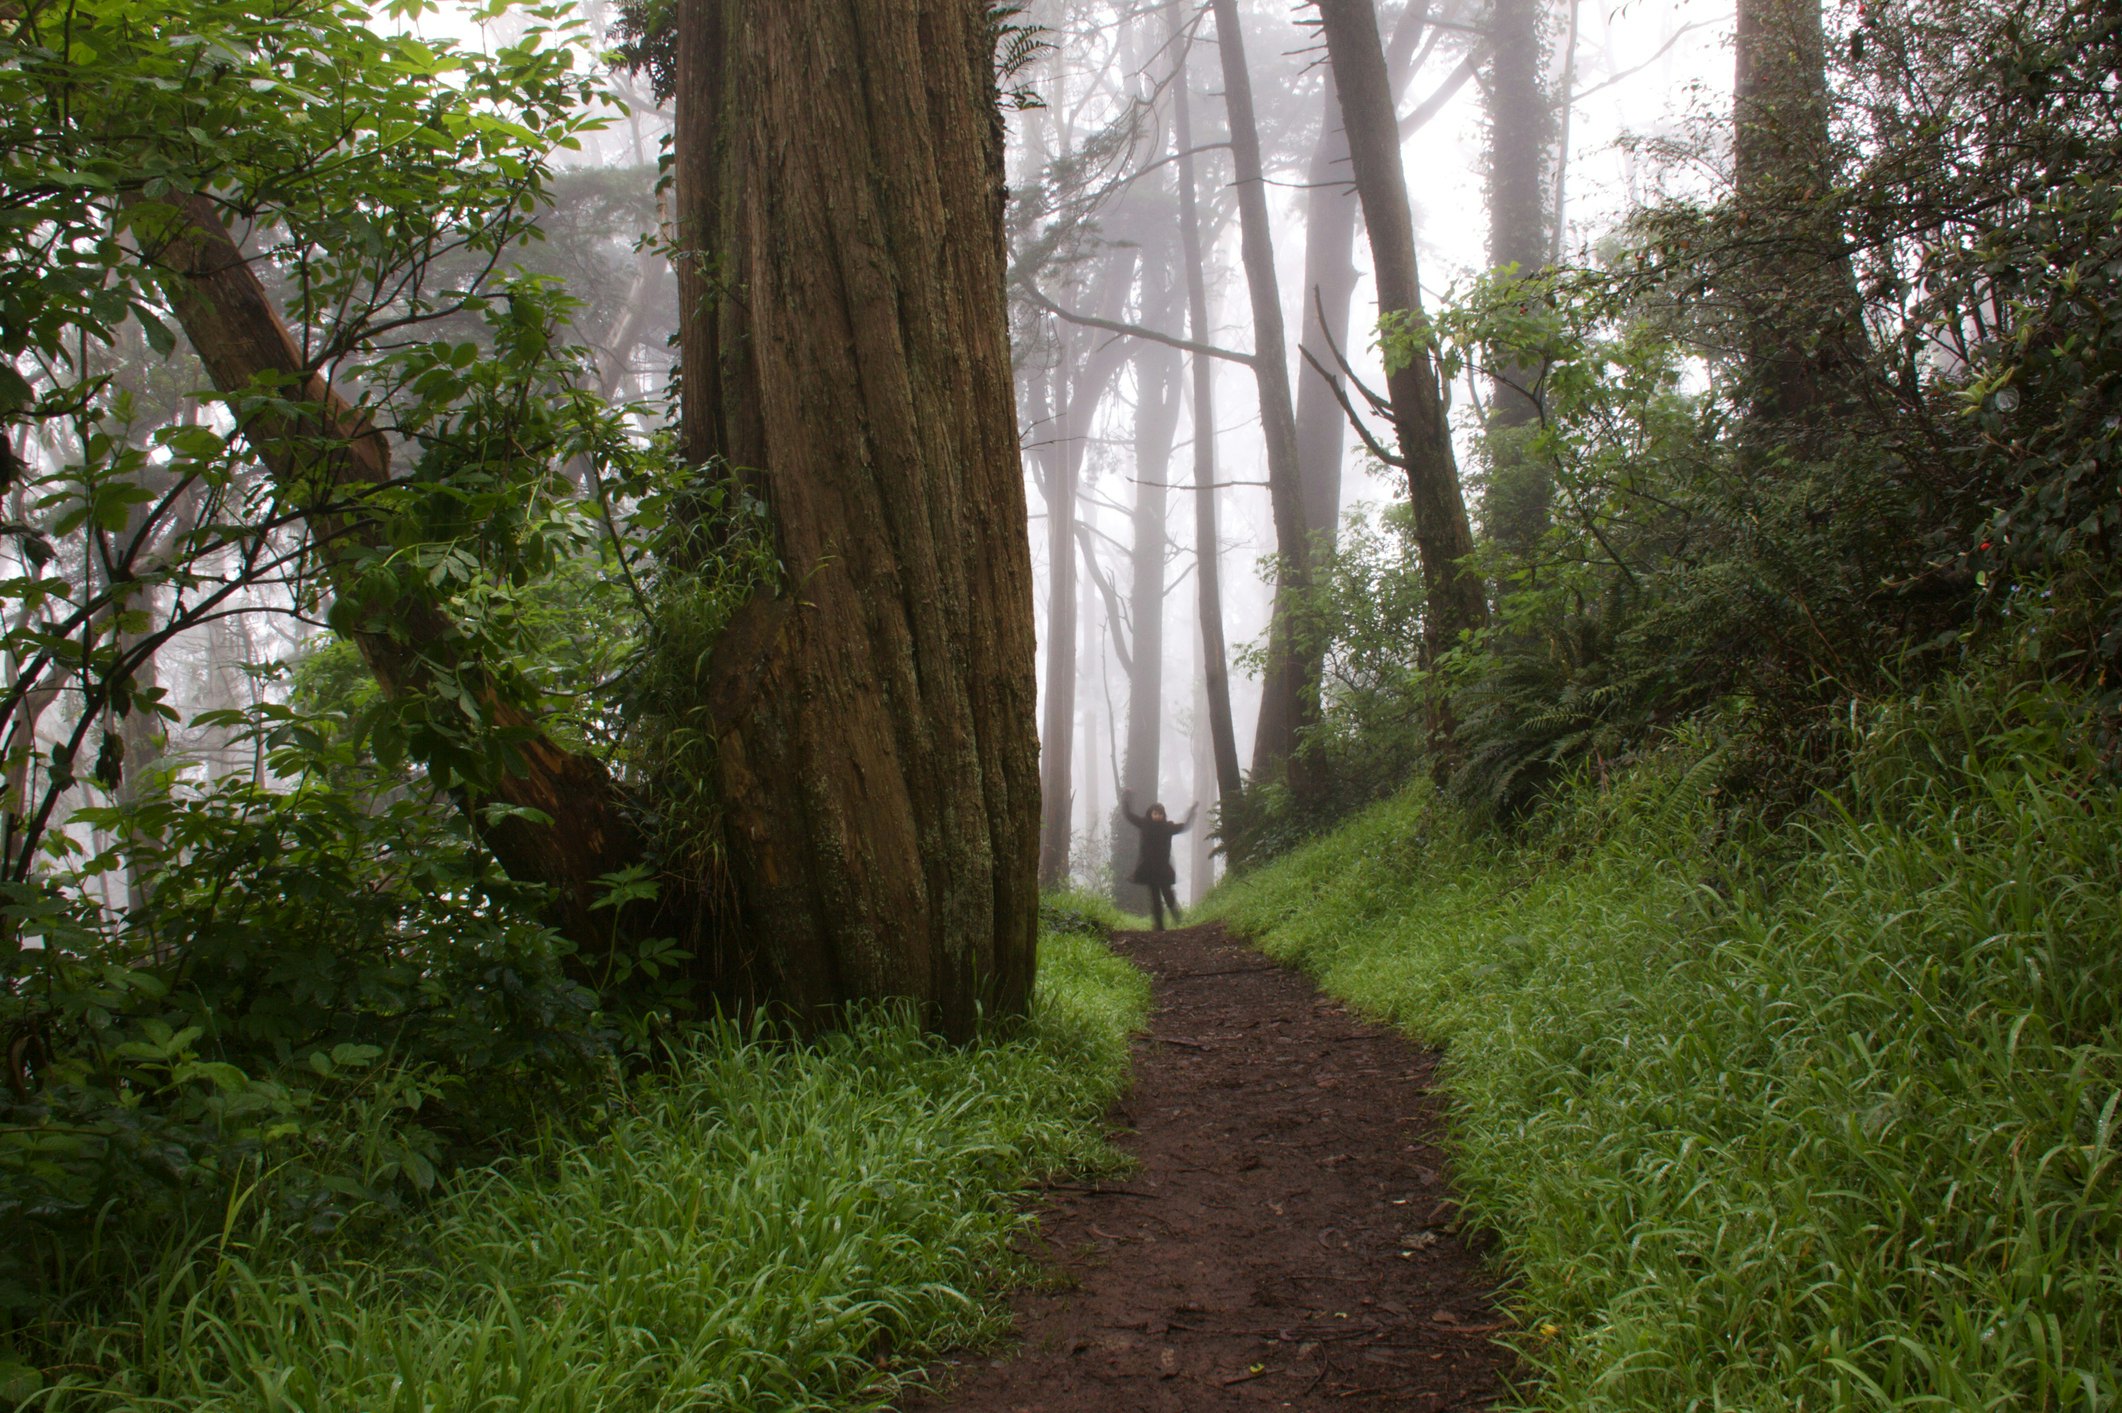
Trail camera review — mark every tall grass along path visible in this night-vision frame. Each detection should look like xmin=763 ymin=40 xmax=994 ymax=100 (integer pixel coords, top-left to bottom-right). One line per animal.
xmin=916 ymin=921 xmax=1514 ymax=1410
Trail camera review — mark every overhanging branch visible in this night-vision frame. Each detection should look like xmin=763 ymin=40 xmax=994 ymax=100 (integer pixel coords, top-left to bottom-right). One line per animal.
xmin=1021 ymin=283 xmax=1257 ymax=369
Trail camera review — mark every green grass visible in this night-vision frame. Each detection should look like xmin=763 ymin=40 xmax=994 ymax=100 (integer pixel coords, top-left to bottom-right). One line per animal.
xmin=3 ymin=927 xmax=1149 ymax=1411
xmin=1210 ymin=678 xmax=2122 ymax=1411
xmin=1039 ymin=886 xmax=1150 ymax=938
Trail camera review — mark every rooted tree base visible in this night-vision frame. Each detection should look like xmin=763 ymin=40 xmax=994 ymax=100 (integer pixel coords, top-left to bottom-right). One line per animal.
xmin=915 ymin=921 xmax=1515 ymax=1410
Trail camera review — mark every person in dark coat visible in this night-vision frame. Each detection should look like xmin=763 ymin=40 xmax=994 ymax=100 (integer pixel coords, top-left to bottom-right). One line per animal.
xmin=1121 ymin=792 xmax=1196 ymax=931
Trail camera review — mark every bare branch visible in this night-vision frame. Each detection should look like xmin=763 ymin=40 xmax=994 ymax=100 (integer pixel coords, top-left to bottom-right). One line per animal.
xmin=1301 ymin=346 xmax=1405 ymax=468
xmin=1399 ymin=48 xmax=1484 ymax=138
xmin=1020 ymin=283 xmax=1257 ymax=368
xmin=1075 ymin=523 xmax=1133 ymax=677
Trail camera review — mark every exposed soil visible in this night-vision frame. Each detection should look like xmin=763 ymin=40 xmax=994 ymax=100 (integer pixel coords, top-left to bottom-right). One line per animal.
xmin=911 ymin=920 xmax=1516 ymax=1411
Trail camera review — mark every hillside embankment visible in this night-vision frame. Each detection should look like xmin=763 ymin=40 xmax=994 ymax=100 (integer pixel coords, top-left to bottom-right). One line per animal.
xmin=1210 ymin=678 xmax=2120 ymax=1410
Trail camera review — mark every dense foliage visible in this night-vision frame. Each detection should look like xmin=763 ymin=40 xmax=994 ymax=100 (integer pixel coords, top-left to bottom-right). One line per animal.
xmin=1 ymin=923 xmax=1147 ymax=1408
xmin=1214 ymin=673 xmax=2121 ymax=1409
xmin=1235 ymin=0 xmax=2122 ymax=850
xmin=0 ymin=0 xmax=690 ymax=1343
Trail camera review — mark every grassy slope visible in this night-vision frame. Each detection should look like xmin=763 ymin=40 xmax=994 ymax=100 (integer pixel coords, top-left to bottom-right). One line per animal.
xmin=11 ymin=918 xmax=1148 ymax=1412
xmin=1211 ymin=680 xmax=2120 ymax=1411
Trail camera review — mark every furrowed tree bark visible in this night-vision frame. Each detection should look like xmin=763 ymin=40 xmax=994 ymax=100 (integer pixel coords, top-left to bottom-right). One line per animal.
xmin=139 ymin=192 xmax=648 ymax=980
xmin=1207 ymin=0 xmax=1319 ymax=798
xmin=1172 ymin=33 xmax=1244 ymax=828
xmin=676 ymin=0 xmax=1040 ymax=1036
xmin=1733 ymin=0 xmax=1865 ymax=429
xmin=1316 ymin=0 xmax=1488 ymax=665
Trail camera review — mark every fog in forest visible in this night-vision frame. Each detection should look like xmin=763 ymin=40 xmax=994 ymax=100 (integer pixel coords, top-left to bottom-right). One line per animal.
xmin=10 ymin=0 xmax=2121 ymax=1401
xmin=1003 ymin=0 xmax=1722 ymax=904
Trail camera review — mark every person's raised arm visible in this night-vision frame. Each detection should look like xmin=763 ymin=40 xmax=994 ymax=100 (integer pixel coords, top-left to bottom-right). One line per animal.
xmin=1175 ymin=802 xmax=1199 ymax=833
xmin=1121 ymin=791 xmax=1146 ymax=829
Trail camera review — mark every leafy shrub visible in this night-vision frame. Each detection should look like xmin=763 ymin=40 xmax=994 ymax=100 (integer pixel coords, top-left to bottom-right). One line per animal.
xmin=0 ymin=714 xmax=602 ymax=1323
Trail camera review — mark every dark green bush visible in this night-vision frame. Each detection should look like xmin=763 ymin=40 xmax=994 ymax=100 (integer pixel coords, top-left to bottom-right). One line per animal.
xmin=0 ymin=714 xmax=604 ymax=1321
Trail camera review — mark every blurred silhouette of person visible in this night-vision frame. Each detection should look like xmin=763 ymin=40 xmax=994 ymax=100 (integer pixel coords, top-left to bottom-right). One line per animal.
xmin=1122 ymin=792 xmax=1197 ymax=931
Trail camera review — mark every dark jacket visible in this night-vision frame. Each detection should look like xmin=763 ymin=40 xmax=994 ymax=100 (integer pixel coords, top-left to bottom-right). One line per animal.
xmin=1122 ymin=805 xmax=1194 ymax=887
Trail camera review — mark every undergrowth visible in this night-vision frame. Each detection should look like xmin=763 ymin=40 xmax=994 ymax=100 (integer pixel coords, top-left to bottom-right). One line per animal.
xmin=1211 ymin=675 xmax=2121 ymax=1410
xmin=0 ymin=925 xmax=1148 ymax=1411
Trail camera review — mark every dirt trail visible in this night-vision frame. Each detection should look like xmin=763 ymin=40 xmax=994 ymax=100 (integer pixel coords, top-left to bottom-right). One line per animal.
xmin=913 ymin=921 xmax=1514 ymax=1411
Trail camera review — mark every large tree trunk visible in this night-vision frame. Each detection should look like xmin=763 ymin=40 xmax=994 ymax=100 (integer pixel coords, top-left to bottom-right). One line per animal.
xmin=1172 ymin=36 xmax=1244 ymax=828
xmin=141 ymin=193 xmax=649 ymax=979
xmin=1316 ymin=0 xmax=1488 ymax=665
xmin=674 ymin=0 xmax=1040 ymax=1036
xmin=1207 ymin=0 xmax=1319 ymax=795
xmin=1733 ymin=0 xmax=1864 ymax=428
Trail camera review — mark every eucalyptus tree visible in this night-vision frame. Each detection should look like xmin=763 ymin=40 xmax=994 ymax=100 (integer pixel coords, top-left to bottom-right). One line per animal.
xmin=1293 ymin=64 xmax=1360 ymax=550
xmin=1170 ymin=30 xmax=1245 ymax=836
xmin=1295 ymin=0 xmax=1467 ymax=552
xmin=1030 ymin=247 xmax=1140 ymax=888
xmin=1206 ymin=0 xmax=1319 ymax=798
xmin=1315 ymin=0 xmax=1487 ymax=668
xmin=1112 ymin=243 xmax=1185 ymax=912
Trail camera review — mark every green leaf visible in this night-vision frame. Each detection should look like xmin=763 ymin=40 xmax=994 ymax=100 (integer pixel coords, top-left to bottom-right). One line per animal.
xmin=0 ymin=363 xmax=33 ymax=416
xmin=137 ymin=308 xmax=177 ymax=357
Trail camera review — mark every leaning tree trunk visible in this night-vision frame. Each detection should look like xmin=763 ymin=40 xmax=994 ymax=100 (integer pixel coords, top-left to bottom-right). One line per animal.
xmin=142 ymin=193 xmax=650 ymax=981
xmin=1316 ymin=0 xmax=1488 ymax=665
xmin=1292 ymin=7 xmax=1435 ymax=551
xmin=1207 ymin=0 xmax=1319 ymax=797
xmin=1172 ymin=37 xmax=1244 ymax=826
xmin=674 ymin=0 xmax=1040 ymax=1036
xmin=1733 ymin=0 xmax=1864 ymax=429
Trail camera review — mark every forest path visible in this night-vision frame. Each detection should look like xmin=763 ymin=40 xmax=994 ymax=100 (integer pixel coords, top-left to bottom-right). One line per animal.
xmin=912 ymin=921 xmax=1514 ymax=1411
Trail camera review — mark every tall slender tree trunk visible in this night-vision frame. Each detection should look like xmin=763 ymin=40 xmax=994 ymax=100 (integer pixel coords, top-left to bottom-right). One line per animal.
xmin=1081 ymin=551 xmax=1103 ymax=886
xmin=1172 ymin=36 xmax=1243 ymax=827
xmin=1038 ymin=366 xmax=1079 ymax=892
xmin=1116 ymin=265 xmax=1183 ymax=912
xmin=1482 ymin=0 xmax=1556 ymax=561
xmin=1293 ymin=6 xmax=1435 ymax=548
xmin=1207 ymin=0 xmax=1318 ymax=795
xmin=1733 ymin=0 xmax=1864 ymax=428
xmin=1188 ymin=632 xmax=1216 ymax=904
xmin=1032 ymin=250 xmax=1138 ymax=888
xmin=1293 ymin=67 xmax=1359 ymax=549
xmin=672 ymin=0 xmax=1040 ymax=1034
xmin=1316 ymin=0 xmax=1488 ymax=665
